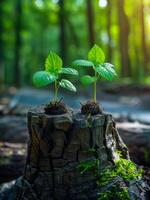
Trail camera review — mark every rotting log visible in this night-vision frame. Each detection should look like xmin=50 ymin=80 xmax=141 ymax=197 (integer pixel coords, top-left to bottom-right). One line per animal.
xmin=0 ymin=142 xmax=26 ymax=183
xmin=117 ymin=122 xmax=150 ymax=167
xmin=0 ymin=106 xmax=150 ymax=200
xmin=0 ymin=116 xmax=28 ymax=143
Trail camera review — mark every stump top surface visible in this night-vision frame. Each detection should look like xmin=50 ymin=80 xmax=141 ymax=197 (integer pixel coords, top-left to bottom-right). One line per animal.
xmin=28 ymin=105 xmax=109 ymax=128
xmin=28 ymin=105 xmax=72 ymax=118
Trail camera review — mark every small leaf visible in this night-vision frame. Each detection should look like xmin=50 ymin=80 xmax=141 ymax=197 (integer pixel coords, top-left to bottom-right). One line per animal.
xmin=59 ymin=68 xmax=78 ymax=75
xmin=95 ymin=64 xmax=117 ymax=80
xmin=80 ymin=75 xmax=97 ymax=86
xmin=102 ymin=63 xmax=117 ymax=77
xmin=45 ymin=51 xmax=62 ymax=74
xmin=103 ymin=63 xmax=114 ymax=68
xmin=59 ymin=79 xmax=76 ymax=92
xmin=33 ymin=71 xmax=57 ymax=87
xmin=88 ymin=44 xmax=105 ymax=64
xmin=72 ymin=59 xmax=94 ymax=67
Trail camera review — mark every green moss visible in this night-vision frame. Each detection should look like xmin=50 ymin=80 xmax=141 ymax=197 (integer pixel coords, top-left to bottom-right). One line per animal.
xmin=77 ymin=159 xmax=99 ymax=175
xmin=77 ymin=150 xmax=143 ymax=200
xmin=98 ymin=187 xmax=130 ymax=200
xmin=78 ymin=157 xmax=143 ymax=186
xmin=97 ymin=158 xmax=143 ymax=187
xmin=117 ymin=188 xmax=130 ymax=200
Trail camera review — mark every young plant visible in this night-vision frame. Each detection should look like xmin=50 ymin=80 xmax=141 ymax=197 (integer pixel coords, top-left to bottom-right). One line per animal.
xmin=72 ymin=44 xmax=117 ymax=103
xmin=33 ymin=51 xmax=78 ymax=102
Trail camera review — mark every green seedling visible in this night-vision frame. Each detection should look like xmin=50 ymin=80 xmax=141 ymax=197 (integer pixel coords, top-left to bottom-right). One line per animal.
xmin=33 ymin=51 xmax=78 ymax=101
xmin=72 ymin=44 xmax=117 ymax=103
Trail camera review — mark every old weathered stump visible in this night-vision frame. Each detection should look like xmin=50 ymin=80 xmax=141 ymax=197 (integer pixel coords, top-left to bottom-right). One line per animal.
xmin=0 ymin=106 xmax=149 ymax=200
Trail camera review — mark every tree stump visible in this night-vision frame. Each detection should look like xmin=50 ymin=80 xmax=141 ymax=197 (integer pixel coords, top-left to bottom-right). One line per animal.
xmin=0 ymin=106 xmax=150 ymax=200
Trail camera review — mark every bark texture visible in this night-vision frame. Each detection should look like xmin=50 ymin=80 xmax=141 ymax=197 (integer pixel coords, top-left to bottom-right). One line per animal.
xmin=0 ymin=106 xmax=149 ymax=199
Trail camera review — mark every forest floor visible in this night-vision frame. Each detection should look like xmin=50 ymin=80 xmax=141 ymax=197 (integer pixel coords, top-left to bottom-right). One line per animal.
xmin=1 ymin=83 xmax=150 ymax=123
xmin=0 ymin=83 xmax=150 ymax=186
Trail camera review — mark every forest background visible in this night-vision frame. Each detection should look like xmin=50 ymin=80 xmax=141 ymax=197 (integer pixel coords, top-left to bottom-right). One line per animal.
xmin=0 ymin=0 xmax=150 ymax=87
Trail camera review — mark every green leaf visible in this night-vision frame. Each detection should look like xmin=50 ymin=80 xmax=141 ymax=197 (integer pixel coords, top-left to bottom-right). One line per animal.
xmin=33 ymin=71 xmax=57 ymax=87
xmin=103 ymin=63 xmax=114 ymax=68
xmin=59 ymin=79 xmax=76 ymax=92
xmin=72 ymin=59 xmax=94 ymax=67
xmin=95 ymin=64 xmax=117 ymax=80
xmin=45 ymin=51 xmax=62 ymax=74
xmin=80 ymin=75 xmax=97 ymax=86
xmin=88 ymin=44 xmax=105 ymax=64
xmin=59 ymin=68 xmax=78 ymax=75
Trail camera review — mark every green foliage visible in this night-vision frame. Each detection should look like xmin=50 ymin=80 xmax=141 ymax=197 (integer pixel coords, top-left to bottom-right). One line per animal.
xmin=95 ymin=63 xmax=117 ymax=81
xmin=59 ymin=67 xmax=78 ymax=75
xmin=33 ymin=51 xmax=78 ymax=101
xmin=33 ymin=71 xmax=57 ymax=87
xmin=1 ymin=0 xmax=149 ymax=87
xmin=72 ymin=59 xmax=94 ymax=67
xmin=72 ymin=44 xmax=117 ymax=102
xmin=80 ymin=75 xmax=98 ymax=86
xmin=59 ymin=79 xmax=76 ymax=92
xmin=45 ymin=51 xmax=63 ymax=74
xmin=88 ymin=44 xmax=105 ymax=64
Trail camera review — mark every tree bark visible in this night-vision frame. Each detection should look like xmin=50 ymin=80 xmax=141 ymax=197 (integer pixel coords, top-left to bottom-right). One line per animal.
xmin=14 ymin=0 xmax=22 ymax=87
xmin=86 ymin=0 xmax=95 ymax=47
xmin=117 ymin=0 xmax=131 ymax=77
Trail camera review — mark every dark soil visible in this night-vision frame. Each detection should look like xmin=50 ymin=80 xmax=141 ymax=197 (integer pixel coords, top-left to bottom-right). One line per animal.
xmin=81 ymin=101 xmax=103 ymax=115
xmin=44 ymin=101 xmax=68 ymax=115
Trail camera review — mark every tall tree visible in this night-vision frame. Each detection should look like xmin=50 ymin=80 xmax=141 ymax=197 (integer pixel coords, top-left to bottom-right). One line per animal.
xmin=0 ymin=0 xmax=5 ymax=86
xmin=14 ymin=0 xmax=22 ymax=87
xmin=140 ymin=0 xmax=149 ymax=74
xmin=58 ymin=0 xmax=67 ymax=63
xmin=107 ymin=0 xmax=112 ymax=61
xmin=86 ymin=0 xmax=95 ymax=47
xmin=66 ymin=18 xmax=79 ymax=49
xmin=117 ymin=0 xmax=131 ymax=77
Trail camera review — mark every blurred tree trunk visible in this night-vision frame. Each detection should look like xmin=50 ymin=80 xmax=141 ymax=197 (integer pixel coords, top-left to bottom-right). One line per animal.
xmin=66 ymin=18 xmax=79 ymax=48
xmin=140 ymin=0 xmax=149 ymax=74
xmin=59 ymin=0 xmax=66 ymax=63
xmin=86 ymin=0 xmax=95 ymax=47
xmin=14 ymin=0 xmax=22 ymax=87
xmin=107 ymin=0 xmax=112 ymax=61
xmin=117 ymin=0 xmax=131 ymax=77
xmin=0 ymin=0 xmax=5 ymax=87
xmin=0 ymin=1 xmax=4 ymax=66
